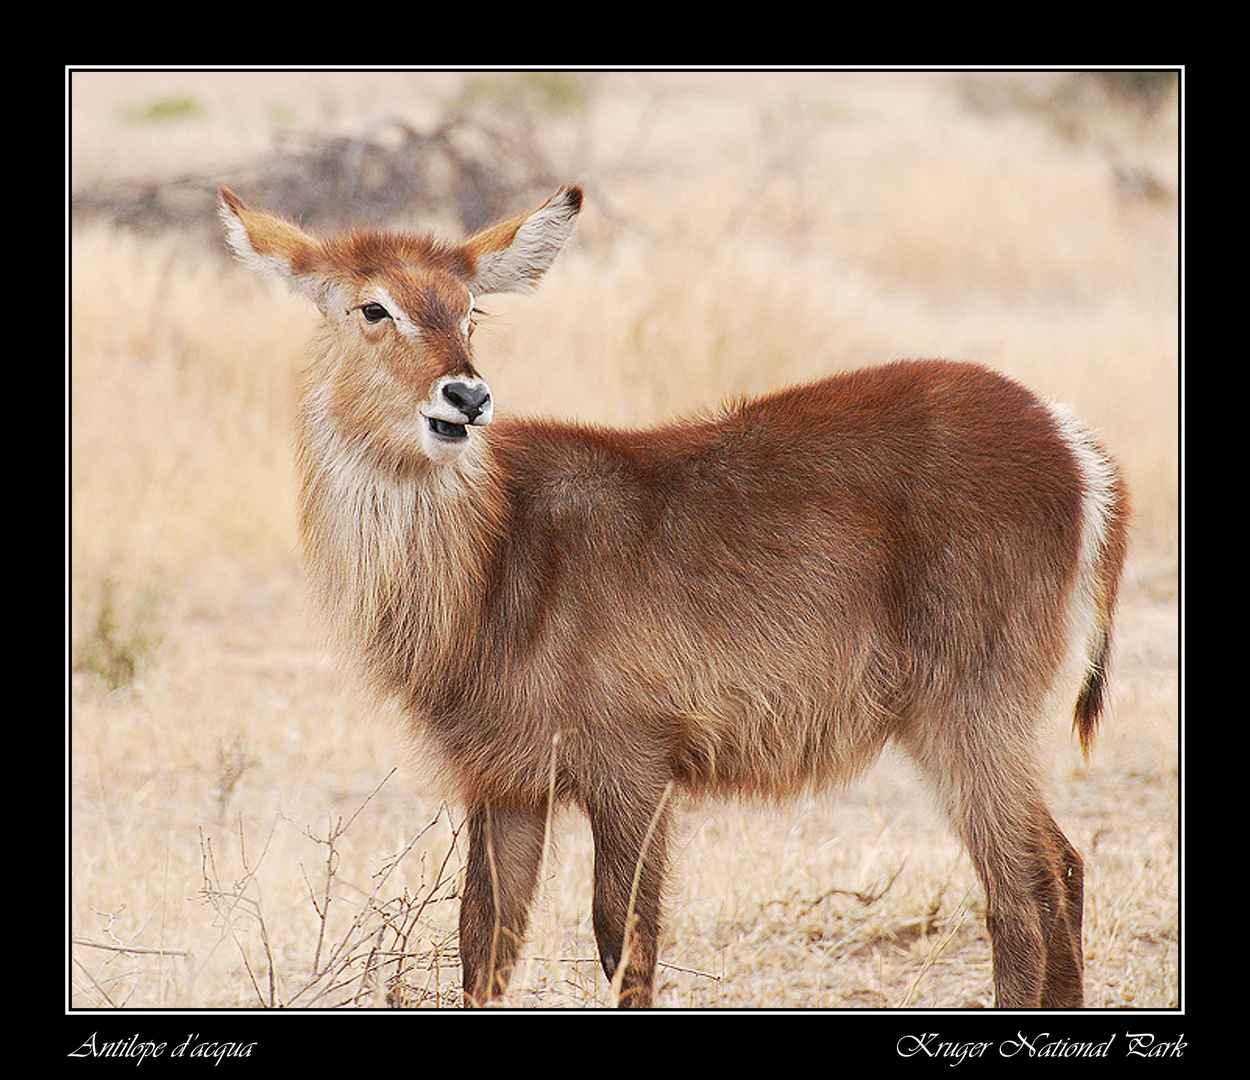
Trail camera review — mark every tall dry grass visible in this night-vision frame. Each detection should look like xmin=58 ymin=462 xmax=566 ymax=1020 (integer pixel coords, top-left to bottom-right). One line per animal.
xmin=69 ymin=70 xmax=1179 ymax=1010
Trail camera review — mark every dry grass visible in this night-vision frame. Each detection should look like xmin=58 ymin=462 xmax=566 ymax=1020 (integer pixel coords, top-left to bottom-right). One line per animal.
xmin=68 ymin=70 xmax=1179 ymax=1012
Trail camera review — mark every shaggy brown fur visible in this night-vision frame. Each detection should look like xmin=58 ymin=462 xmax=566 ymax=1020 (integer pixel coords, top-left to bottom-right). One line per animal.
xmin=221 ymin=184 xmax=1129 ymax=1009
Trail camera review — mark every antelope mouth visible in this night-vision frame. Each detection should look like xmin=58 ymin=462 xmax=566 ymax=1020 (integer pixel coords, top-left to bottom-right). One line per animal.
xmin=427 ymin=417 xmax=469 ymax=441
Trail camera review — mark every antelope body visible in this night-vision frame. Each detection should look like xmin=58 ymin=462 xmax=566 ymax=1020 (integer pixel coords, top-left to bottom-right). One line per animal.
xmin=221 ymin=184 xmax=1128 ymax=1009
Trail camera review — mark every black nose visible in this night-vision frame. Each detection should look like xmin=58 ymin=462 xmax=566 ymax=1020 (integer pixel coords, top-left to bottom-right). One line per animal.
xmin=442 ymin=381 xmax=491 ymax=422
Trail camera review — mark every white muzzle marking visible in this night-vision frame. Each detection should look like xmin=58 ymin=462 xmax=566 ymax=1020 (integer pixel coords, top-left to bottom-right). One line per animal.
xmin=419 ymin=375 xmax=493 ymax=461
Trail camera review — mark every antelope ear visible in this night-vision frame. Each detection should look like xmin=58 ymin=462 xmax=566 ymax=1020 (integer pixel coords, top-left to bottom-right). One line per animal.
xmin=218 ymin=188 xmax=334 ymax=311
xmin=464 ymin=184 xmax=583 ymax=296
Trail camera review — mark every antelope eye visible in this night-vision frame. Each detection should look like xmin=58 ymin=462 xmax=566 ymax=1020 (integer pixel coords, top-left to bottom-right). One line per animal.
xmin=360 ymin=302 xmax=390 ymax=323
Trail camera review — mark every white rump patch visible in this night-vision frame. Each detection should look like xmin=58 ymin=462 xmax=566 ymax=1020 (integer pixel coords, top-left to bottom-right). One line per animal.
xmin=1046 ymin=399 xmax=1121 ymax=676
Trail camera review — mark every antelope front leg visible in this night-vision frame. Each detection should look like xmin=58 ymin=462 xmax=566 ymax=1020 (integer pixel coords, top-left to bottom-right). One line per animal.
xmin=586 ymin=786 xmax=671 ymax=1009
xmin=459 ymin=800 xmax=547 ymax=1007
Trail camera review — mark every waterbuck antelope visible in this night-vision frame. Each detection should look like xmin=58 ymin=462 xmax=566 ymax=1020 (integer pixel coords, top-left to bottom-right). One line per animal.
xmin=220 ymin=183 xmax=1128 ymax=1009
